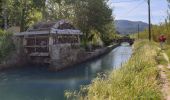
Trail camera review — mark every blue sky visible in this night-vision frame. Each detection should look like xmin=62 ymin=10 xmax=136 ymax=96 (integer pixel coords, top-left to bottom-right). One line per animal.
xmin=108 ymin=0 xmax=169 ymax=24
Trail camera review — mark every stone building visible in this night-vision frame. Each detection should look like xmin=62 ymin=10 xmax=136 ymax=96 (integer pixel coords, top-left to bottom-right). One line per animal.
xmin=15 ymin=20 xmax=83 ymax=67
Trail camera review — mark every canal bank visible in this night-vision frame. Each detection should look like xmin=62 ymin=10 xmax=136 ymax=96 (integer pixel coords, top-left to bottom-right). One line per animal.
xmin=0 ymin=43 xmax=132 ymax=100
xmin=49 ymin=44 xmax=120 ymax=71
xmin=0 ymin=51 xmax=29 ymax=71
xmin=0 ymin=44 xmax=120 ymax=71
xmin=66 ymin=40 xmax=162 ymax=100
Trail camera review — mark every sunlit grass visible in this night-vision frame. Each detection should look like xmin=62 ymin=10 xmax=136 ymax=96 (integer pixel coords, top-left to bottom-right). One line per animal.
xmin=165 ymin=45 xmax=170 ymax=63
xmin=65 ymin=40 xmax=163 ymax=100
xmin=156 ymin=44 xmax=170 ymax=65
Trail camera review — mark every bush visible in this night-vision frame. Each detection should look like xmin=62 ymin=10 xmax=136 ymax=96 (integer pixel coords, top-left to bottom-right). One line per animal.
xmin=0 ymin=30 xmax=15 ymax=63
xmin=90 ymin=30 xmax=103 ymax=48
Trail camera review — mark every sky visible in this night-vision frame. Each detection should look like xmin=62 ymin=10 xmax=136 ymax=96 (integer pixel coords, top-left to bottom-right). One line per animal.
xmin=108 ymin=0 xmax=169 ymax=24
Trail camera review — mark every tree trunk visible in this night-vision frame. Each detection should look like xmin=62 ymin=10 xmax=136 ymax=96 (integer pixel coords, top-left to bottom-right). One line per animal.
xmin=20 ymin=6 xmax=26 ymax=32
xmin=42 ymin=0 xmax=47 ymax=21
xmin=3 ymin=5 xmax=8 ymax=30
xmin=58 ymin=4 xmax=61 ymax=18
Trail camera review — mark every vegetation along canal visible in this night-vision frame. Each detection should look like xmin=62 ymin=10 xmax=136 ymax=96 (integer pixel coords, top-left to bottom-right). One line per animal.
xmin=0 ymin=43 xmax=132 ymax=100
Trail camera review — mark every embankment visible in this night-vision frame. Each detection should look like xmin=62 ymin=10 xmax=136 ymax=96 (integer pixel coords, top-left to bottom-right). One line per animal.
xmin=0 ymin=51 xmax=28 ymax=70
xmin=65 ymin=40 xmax=163 ymax=100
xmin=49 ymin=44 xmax=119 ymax=71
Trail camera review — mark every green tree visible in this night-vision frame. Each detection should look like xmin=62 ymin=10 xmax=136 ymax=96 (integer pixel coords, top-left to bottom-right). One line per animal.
xmin=88 ymin=0 xmax=115 ymax=45
xmin=73 ymin=0 xmax=115 ymax=45
xmin=0 ymin=0 xmax=116 ymax=45
xmin=0 ymin=0 xmax=44 ymax=31
xmin=0 ymin=0 xmax=3 ymax=28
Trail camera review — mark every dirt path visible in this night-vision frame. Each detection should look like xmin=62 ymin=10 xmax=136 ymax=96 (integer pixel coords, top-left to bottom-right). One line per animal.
xmin=159 ymin=65 xmax=170 ymax=100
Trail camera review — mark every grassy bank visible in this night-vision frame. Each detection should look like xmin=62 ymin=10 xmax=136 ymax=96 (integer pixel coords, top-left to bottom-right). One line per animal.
xmin=165 ymin=45 xmax=170 ymax=61
xmin=65 ymin=40 xmax=162 ymax=100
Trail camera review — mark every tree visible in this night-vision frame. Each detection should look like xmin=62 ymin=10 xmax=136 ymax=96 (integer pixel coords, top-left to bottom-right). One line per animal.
xmin=32 ymin=0 xmax=47 ymax=20
xmin=72 ymin=0 xmax=115 ymax=45
xmin=0 ymin=0 xmax=116 ymax=45
xmin=45 ymin=0 xmax=75 ymax=20
xmin=0 ymin=0 xmax=3 ymax=28
xmin=1 ymin=0 xmax=10 ymax=30
xmin=87 ymin=0 xmax=115 ymax=45
xmin=0 ymin=0 xmax=44 ymax=31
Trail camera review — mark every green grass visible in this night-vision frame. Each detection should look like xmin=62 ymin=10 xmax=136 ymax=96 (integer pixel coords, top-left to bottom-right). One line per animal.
xmin=165 ymin=45 xmax=170 ymax=63
xmin=163 ymin=45 xmax=170 ymax=81
xmin=157 ymin=51 xmax=169 ymax=66
xmin=65 ymin=40 xmax=163 ymax=100
xmin=156 ymin=45 xmax=170 ymax=65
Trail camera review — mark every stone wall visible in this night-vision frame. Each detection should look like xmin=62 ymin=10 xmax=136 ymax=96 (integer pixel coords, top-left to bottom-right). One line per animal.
xmin=0 ymin=37 xmax=28 ymax=69
xmin=50 ymin=44 xmax=84 ymax=68
xmin=50 ymin=44 xmax=119 ymax=71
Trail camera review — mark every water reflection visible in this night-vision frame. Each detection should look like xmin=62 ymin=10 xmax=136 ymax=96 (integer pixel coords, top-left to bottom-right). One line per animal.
xmin=112 ymin=45 xmax=132 ymax=68
xmin=0 ymin=44 xmax=132 ymax=100
xmin=90 ymin=59 xmax=102 ymax=73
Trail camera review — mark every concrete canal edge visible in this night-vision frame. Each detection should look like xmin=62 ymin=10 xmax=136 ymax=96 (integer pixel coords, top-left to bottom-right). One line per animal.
xmin=49 ymin=44 xmax=120 ymax=71
xmin=0 ymin=44 xmax=119 ymax=71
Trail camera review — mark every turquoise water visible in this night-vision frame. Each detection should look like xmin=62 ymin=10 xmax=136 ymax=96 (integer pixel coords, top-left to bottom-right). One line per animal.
xmin=0 ymin=44 xmax=132 ymax=100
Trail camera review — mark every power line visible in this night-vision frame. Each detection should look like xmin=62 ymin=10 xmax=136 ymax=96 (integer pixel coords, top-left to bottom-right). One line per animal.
xmin=111 ymin=0 xmax=140 ymax=3
xmin=138 ymin=24 xmax=140 ymax=39
xmin=148 ymin=1 xmax=168 ymax=25
xmin=118 ymin=0 xmax=145 ymax=17
xmin=148 ymin=0 xmax=151 ymax=41
xmin=150 ymin=10 xmax=162 ymax=25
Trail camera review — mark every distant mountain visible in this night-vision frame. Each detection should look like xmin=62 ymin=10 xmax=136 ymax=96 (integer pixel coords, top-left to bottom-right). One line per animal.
xmin=115 ymin=20 xmax=148 ymax=34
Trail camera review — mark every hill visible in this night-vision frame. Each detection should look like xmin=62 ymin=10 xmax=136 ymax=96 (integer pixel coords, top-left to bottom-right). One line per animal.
xmin=115 ymin=20 xmax=148 ymax=34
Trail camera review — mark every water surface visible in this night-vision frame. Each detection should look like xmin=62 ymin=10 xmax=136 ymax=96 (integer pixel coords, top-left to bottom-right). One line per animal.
xmin=0 ymin=44 xmax=132 ymax=100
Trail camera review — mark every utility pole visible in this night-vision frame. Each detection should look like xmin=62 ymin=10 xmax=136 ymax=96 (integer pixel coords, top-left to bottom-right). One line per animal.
xmin=148 ymin=0 xmax=151 ymax=41
xmin=138 ymin=24 xmax=139 ymax=39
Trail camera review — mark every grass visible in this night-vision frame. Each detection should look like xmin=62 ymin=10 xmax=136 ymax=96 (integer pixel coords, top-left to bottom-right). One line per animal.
xmin=161 ymin=45 xmax=170 ymax=94
xmin=65 ymin=40 xmax=163 ymax=100
xmin=165 ymin=45 xmax=170 ymax=63
xmin=156 ymin=44 xmax=170 ymax=65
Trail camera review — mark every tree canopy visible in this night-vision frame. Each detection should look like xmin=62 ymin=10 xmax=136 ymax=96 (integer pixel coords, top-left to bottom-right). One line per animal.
xmin=0 ymin=0 xmax=116 ymax=45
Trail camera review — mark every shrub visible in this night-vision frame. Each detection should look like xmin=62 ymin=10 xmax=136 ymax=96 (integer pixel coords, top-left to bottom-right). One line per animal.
xmin=0 ymin=30 xmax=15 ymax=63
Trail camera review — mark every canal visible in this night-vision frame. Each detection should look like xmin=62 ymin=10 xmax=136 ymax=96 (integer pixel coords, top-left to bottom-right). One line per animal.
xmin=0 ymin=43 xmax=132 ymax=100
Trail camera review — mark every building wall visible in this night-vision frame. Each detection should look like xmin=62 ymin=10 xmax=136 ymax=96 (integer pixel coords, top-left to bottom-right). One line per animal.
xmin=50 ymin=44 xmax=83 ymax=67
